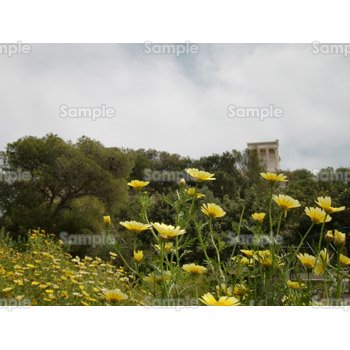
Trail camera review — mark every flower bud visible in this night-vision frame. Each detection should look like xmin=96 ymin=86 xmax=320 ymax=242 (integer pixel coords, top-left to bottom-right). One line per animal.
xmin=103 ymin=215 xmax=111 ymax=226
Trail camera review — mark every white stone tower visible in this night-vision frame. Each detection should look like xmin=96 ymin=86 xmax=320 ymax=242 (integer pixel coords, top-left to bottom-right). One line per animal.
xmin=247 ymin=139 xmax=280 ymax=172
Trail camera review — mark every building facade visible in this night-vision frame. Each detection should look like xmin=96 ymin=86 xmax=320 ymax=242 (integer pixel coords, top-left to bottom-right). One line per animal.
xmin=247 ymin=139 xmax=280 ymax=172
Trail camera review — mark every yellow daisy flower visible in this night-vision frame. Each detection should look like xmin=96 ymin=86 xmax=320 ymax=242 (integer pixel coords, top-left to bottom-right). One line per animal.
xmin=325 ymin=230 xmax=334 ymax=242
xmin=151 ymin=222 xmax=186 ymax=239
xmin=201 ymin=203 xmax=226 ymax=218
xmin=305 ymin=207 xmax=332 ymax=224
xmin=143 ymin=271 xmax=171 ymax=284
xmin=332 ymin=230 xmax=346 ymax=247
xmin=133 ymin=250 xmax=144 ymax=263
xmin=239 ymin=257 xmax=254 ymax=266
xmin=182 ymin=263 xmax=207 ymax=274
xmin=199 ymin=292 xmax=240 ymax=306
xmin=260 ymin=172 xmax=288 ymax=183
xmin=251 ymin=212 xmax=266 ymax=223
xmin=60 ymin=291 xmax=69 ymax=299
xmin=120 ymin=221 xmax=151 ymax=233
xmin=233 ymin=284 xmax=249 ymax=297
xmin=154 ymin=242 xmax=174 ymax=253
xmin=103 ymin=289 xmax=128 ymax=302
xmin=339 ymin=254 xmax=350 ymax=266
xmin=273 ymin=194 xmax=301 ymax=216
xmin=103 ymin=215 xmax=111 ymax=226
xmin=186 ymin=187 xmax=205 ymax=199
xmin=216 ymin=283 xmax=233 ymax=296
xmin=313 ymin=249 xmax=329 ymax=276
xmin=127 ymin=180 xmax=150 ymax=190
xmin=240 ymin=249 xmax=254 ymax=258
xmin=287 ymin=280 xmax=303 ymax=289
xmin=254 ymin=250 xmax=273 ymax=267
xmin=315 ymin=196 xmax=345 ymax=214
xmin=185 ymin=168 xmax=216 ymax=182
xmin=297 ymin=253 xmax=316 ymax=269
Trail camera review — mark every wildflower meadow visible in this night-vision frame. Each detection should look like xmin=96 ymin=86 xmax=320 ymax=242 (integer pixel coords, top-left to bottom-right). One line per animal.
xmin=1 ymin=162 xmax=349 ymax=306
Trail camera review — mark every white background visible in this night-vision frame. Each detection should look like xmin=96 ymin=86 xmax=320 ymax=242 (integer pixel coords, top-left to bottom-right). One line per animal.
xmin=1 ymin=1 xmax=349 ymax=349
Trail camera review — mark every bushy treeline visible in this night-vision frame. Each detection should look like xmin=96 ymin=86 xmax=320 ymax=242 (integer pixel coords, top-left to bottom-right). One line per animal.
xmin=0 ymin=134 xmax=349 ymax=256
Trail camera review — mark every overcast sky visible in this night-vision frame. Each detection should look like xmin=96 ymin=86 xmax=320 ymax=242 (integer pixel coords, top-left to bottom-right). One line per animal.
xmin=0 ymin=43 xmax=349 ymax=170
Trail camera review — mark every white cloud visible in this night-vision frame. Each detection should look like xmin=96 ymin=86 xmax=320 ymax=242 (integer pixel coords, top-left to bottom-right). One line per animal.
xmin=0 ymin=43 xmax=349 ymax=170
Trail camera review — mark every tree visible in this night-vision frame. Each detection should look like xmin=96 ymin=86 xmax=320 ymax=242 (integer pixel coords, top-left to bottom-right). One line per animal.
xmin=0 ymin=134 xmax=133 ymax=239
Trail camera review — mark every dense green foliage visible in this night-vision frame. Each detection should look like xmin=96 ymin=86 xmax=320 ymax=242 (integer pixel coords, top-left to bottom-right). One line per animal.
xmin=1 ymin=134 xmax=349 ymax=257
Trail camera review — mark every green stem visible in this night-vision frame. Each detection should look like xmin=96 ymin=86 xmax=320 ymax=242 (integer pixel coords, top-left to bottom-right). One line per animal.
xmin=230 ymin=206 xmax=245 ymax=260
xmin=209 ymin=218 xmax=225 ymax=281
xmin=195 ymin=222 xmax=219 ymax=284
xmin=295 ymin=223 xmax=315 ymax=257
xmin=336 ymin=250 xmax=342 ymax=302
xmin=115 ymin=246 xmax=137 ymax=274
xmin=276 ymin=211 xmax=283 ymax=237
xmin=317 ymin=220 xmax=327 ymax=255
xmin=269 ymin=184 xmax=274 ymax=236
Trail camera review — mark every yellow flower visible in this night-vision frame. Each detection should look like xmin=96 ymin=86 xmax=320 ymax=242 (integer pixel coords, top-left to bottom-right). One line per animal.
xmin=251 ymin=212 xmax=266 ymax=223
xmin=216 ymin=283 xmax=233 ymax=296
xmin=333 ymin=230 xmax=346 ymax=247
xmin=151 ymin=222 xmax=186 ymax=239
xmin=127 ymin=180 xmax=150 ymax=190
xmin=287 ymin=280 xmax=303 ymax=290
xmin=233 ymin=284 xmax=249 ymax=297
xmin=182 ymin=263 xmax=207 ymax=274
xmin=315 ymin=196 xmax=345 ymax=214
xmin=26 ymin=264 xmax=36 ymax=269
xmin=305 ymin=207 xmax=332 ymax=224
xmin=185 ymin=168 xmax=216 ymax=182
xmin=254 ymin=250 xmax=273 ymax=267
xmin=120 ymin=221 xmax=151 ymax=233
xmin=239 ymin=257 xmax=253 ymax=266
xmin=154 ymin=242 xmax=174 ymax=253
xmin=339 ymin=254 xmax=350 ymax=266
xmin=133 ymin=250 xmax=144 ymax=263
xmin=260 ymin=172 xmax=288 ymax=183
xmin=179 ymin=178 xmax=186 ymax=186
xmin=60 ymin=291 xmax=69 ymax=299
xmin=103 ymin=215 xmax=111 ymax=226
xmin=273 ymin=194 xmax=300 ymax=216
xmin=143 ymin=271 xmax=171 ymax=284
xmin=186 ymin=187 xmax=205 ymax=199
xmin=240 ymin=249 xmax=254 ymax=258
xmin=201 ymin=203 xmax=226 ymax=218
xmin=325 ymin=230 xmax=334 ymax=242
xmin=2 ymin=287 xmax=14 ymax=293
xmin=297 ymin=253 xmax=316 ymax=269
xmin=199 ymin=293 xmax=240 ymax=306
xmin=103 ymin=289 xmax=128 ymax=302
xmin=313 ymin=249 xmax=329 ymax=276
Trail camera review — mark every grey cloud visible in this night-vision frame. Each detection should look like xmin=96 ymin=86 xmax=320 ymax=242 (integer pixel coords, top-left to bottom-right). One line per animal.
xmin=0 ymin=43 xmax=349 ymax=170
